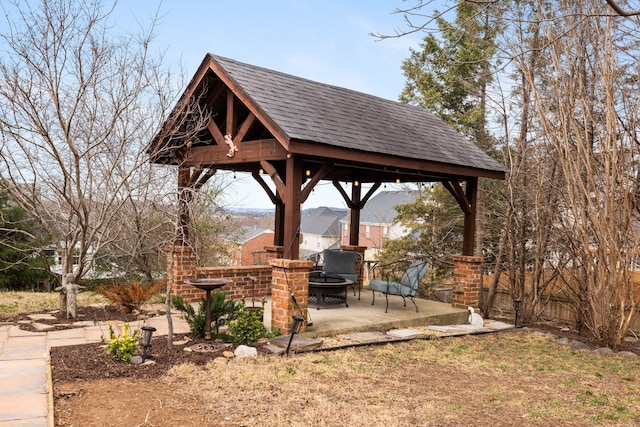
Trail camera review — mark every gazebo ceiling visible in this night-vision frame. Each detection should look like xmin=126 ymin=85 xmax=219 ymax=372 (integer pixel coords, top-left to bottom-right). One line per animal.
xmin=149 ymin=54 xmax=505 ymax=185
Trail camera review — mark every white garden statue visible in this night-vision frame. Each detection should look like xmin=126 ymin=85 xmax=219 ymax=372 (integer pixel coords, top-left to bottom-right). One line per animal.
xmin=468 ymin=306 xmax=484 ymax=327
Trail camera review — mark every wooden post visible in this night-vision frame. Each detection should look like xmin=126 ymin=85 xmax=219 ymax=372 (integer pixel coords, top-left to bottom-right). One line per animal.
xmin=282 ymin=157 xmax=303 ymax=259
xmin=462 ymin=178 xmax=478 ymax=256
xmin=349 ymin=183 xmax=362 ymax=246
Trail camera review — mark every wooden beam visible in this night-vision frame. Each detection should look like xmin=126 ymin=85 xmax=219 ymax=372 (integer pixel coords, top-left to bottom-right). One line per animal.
xmin=463 ymin=178 xmax=478 ymax=256
xmin=182 ymin=139 xmax=287 ymax=166
xmin=443 ymin=180 xmax=471 ymax=214
xmin=333 ymin=181 xmax=355 ymax=209
xmin=361 ymin=182 xmax=381 ymax=205
xmin=301 ymin=163 xmax=331 ymax=202
xmin=251 ymin=172 xmax=280 ymax=205
xmin=349 ymin=183 xmax=362 ymax=245
xmin=192 ymin=168 xmax=217 ymax=190
xmin=209 ymin=59 xmax=291 ymax=150
xmin=274 ymin=201 xmax=285 ymax=246
xmin=289 ymin=140 xmax=505 ymax=181
xmin=207 ymin=118 xmax=226 ymax=146
xmin=260 ymin=160 xmax=286 ymax=198
xmin=226 ymin=89 xmax=235 ymax=135
xmin=282 ymin=157 xmax=303 ymax=259
xmin=233 ymin=112 xmax=256 ymax=143
xmin=204 ymin=83 xmax=225 ymax=106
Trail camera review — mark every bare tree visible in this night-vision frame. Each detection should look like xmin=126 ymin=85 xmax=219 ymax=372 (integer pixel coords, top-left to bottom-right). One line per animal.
xmin=528 ymin=0 xmax=640 ymax=348
xmin=0 ymin=0 xmax=176 ymax=317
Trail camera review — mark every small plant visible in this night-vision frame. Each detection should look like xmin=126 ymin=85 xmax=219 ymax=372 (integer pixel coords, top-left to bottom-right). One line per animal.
xmin=172 ymin=292 xmax=243 ymax=338
xmin=96 ymin=280 xmax=165 ymax=313
xmin=102 ymin=323 xmax=140 ymax=362
xmin=228 ymin=308 xmax=279 ymax=346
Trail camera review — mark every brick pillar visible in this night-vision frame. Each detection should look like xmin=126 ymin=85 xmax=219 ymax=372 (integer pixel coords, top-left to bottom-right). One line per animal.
xmin=452 ymin=255 xmax=483 ymax=309
xmin=166 ymin=245 xmax=197 ymax=297
xmin=265 ymin=245 xmax=284 ymax=260
xmin=269 ymin=258 xmax=314 ymax=334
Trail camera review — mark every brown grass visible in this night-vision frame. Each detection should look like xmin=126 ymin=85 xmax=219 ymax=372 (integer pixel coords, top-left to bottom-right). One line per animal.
xmin=0 ymin=290 xmax=107 ymax=314
xmin=6 ymin=290 xmax=640 ymax=426
xmin=156 ymin=332 xmax=640 ymax=426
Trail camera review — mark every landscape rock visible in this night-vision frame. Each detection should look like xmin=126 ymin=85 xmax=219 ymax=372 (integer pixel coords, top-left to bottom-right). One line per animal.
xmin=616 ymin=351 xmax=638 ymax=358
xmin=555 ymin=337 xmax=570 ymax=345
xmin=130 ymin=356 xmax=143 ymax=364
xmin=213 ymin=356 xmax=228 ymax=364
xmin=234 ymin=345 xmax=258 ymax=358
xmin=28 ymin=313 xmax=57 ymax=321
xmin=32 ymin=322 xmax=56 ymax=332
xmin=386 ymin=329 xmax=424 ymax=339
xmin=222 ymin=350 xmax=235 ymax=358
xmin=270 ymin=335 xmax=324 ymax=351
xmin=594 ymin=347 xmax=614 ymax=355
xmin=569 ymin=340 xmax=591 ymax=350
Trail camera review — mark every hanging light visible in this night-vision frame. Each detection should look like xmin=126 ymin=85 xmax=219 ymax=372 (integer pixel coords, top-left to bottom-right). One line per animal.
xmin=395 ymin=178 xmax=401 ymax=184
xmin=354 ymin=180 xmax=359 ymax=187
xmin=305 ymin=169 xmax=311 ymax=177
xmin=259 ymin=168 xmax=264 ymax=174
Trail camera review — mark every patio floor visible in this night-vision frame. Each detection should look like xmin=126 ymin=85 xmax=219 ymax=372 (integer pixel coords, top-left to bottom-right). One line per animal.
xmin=263 ymin=290 xmax=470 ymax=338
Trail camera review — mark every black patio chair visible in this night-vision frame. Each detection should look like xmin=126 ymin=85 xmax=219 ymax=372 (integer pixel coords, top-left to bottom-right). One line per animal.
xmin=369 ymin=259 xmax=429 ymax=313
xmin=316 ymin=249 xmax=362 ymax=300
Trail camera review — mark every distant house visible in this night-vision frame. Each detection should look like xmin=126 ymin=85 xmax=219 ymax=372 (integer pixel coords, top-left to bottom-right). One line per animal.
xmin=299 ymin=207 xmax=348 ymax=260
xmin=340 ymin=190 xmax=415 ymax=261
xmin=230 ymin=226 xmax=275 ymax=266
xmin=48 ymin=242 xmax=123 ymax=281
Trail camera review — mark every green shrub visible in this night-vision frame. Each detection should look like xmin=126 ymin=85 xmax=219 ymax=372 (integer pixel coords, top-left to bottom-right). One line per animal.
xmin=228 ymin=308 xmax=279 ymax=346
xmin=172 ymin=292 xmax=243 ymax=338
xmin=102 ymin=323 xmax=139 ymax=362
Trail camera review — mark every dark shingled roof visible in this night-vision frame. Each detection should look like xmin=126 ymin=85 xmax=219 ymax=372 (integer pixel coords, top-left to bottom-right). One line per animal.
xmin=211 ymin=54 xmax=504 ymax=175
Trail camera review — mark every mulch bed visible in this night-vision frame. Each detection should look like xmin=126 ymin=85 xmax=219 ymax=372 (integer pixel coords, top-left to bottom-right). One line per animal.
xmin=0 ymin=305 xmax=275 ymax=381
xmin=3 ymin=305 xmax=638 ymax=384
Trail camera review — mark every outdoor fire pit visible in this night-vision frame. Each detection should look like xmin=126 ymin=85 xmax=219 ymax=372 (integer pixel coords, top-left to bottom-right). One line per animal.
xmin=308 ymin=271 xmax=352 ymax=310
xmin=185 ymin=278 xmax=232 ymax=340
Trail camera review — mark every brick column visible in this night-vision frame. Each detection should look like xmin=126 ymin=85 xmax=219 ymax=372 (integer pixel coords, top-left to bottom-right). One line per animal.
xmin=265 ymin=245 xmax=284 ymax=260
xmin=165 ymin=245 xmax=197 ymax=297
xmin=269 ymin=258 xmax=314 ymax=334
xmin=452 ymin=255 xmax=483 ymax=309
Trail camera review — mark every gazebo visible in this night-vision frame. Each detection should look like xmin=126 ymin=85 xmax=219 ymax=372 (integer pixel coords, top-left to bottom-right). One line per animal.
xmin=149 ymin=54 xmax=505 ymax=333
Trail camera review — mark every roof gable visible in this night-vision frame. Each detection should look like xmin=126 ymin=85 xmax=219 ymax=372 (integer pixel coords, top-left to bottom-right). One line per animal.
xmin=210 ymin=54 xmax=504 ymax=176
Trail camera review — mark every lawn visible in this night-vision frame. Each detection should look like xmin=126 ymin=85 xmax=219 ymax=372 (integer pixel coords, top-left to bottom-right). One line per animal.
xmin=3 ymin=291 xmax=640 ymax=426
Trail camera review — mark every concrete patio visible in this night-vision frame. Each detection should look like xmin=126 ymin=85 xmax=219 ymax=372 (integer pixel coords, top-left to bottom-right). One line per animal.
xmin=262 ymin=291 xmax=470 ymax=338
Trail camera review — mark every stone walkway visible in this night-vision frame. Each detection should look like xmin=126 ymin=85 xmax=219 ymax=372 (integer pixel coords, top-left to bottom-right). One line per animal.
xmin=0 ymin=315 xmax=514 ymax=426
xmin=0 ymin=315 xmax=190 ymax=427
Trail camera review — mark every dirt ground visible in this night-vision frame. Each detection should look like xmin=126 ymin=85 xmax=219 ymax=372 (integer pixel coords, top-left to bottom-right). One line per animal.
xmin=4 ymin=306 xmax=640 ymax=426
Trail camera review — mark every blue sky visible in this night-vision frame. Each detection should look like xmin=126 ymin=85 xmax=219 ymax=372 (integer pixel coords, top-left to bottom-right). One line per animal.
xmin=5 ymin=1 xmax=443 ymax=209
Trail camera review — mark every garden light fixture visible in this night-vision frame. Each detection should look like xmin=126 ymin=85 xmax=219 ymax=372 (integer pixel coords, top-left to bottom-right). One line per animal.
xmin=285 ymin=315 xmax=305 ymax=355
xmin=513 ymin=298 xmax=522 ymax=328
xmin=140 ymin=326 xmax=156 ymax=362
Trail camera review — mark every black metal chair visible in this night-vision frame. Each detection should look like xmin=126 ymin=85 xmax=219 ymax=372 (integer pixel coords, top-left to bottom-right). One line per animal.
xmin=369 ymin=259 xmax=429 ymax=313
xmin=317 ymin=249 xmax=362 ymax=300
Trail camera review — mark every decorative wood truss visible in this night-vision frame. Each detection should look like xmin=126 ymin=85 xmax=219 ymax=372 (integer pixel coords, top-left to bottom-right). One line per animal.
xmin=150 ymin=54 xmax=505 ymax=259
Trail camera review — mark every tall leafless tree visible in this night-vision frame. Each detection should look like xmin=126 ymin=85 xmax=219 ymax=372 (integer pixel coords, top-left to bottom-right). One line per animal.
xmin=0 ymin=0 xmax=182 ymax=317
